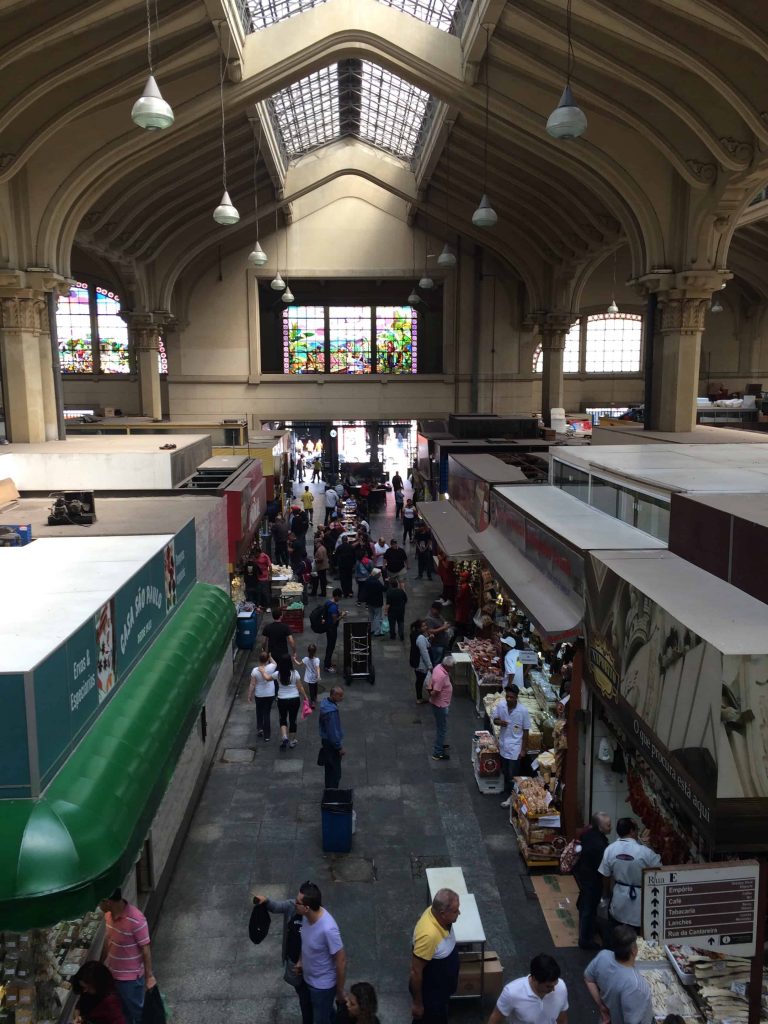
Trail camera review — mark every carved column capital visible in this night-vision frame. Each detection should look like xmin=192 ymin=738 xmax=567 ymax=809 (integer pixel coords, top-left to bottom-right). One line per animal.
xmin=0 ymin=291 xmax=50 ymax=335
xmin=529 ymin=310 xmax=575 ymax=350
xmin=121 ymin=310 xmax=161 ymax=351
xmin=657 ymin=294 xmax=710 ymax=335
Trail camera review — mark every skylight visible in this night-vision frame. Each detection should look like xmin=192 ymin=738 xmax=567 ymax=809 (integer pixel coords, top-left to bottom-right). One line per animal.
xmin=266 ymin=61 xmax=435 ymax=163
xmin=242 ymin=0 xmax=473 ymax=33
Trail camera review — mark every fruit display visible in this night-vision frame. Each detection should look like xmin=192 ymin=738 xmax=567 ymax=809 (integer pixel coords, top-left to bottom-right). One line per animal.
xmin=460 ymin=638 xmax=502 ymax=676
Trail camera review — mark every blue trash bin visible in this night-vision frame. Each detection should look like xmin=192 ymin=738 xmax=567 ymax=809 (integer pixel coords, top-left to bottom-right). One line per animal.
xmin=236 ymin=609 xmax=258 ymax=649
xmin=321 ymin=788 xmax=353 ymax=853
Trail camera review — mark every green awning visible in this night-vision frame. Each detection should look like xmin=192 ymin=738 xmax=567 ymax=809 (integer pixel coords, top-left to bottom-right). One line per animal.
xmin=0 ymin=583 xmax=235 ymax=932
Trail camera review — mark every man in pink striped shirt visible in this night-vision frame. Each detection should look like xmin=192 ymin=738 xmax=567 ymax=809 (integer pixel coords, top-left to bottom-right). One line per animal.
xmin=100 ymin=888 xmax=156 ymax=1024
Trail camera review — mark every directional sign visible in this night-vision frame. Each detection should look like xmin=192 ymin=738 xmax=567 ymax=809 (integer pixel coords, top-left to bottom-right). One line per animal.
xmin=642 ymin=861 xmax=759 ymax=957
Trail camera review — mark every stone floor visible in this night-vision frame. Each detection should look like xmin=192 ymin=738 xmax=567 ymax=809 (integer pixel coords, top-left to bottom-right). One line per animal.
xmin=152 ymin=488 xmax=598 ymax=1023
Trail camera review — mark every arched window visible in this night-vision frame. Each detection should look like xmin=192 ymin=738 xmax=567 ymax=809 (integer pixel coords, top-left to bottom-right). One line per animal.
xmin=95 ymin=286 xmax=130 ymax=373
xmin=584 ymin=313 xmax=642 ymax=373
xmin=532 ymin=321 xmax=580 ymax=373
xmin=56 ymin=280 xmax=130 ymax=375
xmin=56 ymin=281 xmax=93 ymax=373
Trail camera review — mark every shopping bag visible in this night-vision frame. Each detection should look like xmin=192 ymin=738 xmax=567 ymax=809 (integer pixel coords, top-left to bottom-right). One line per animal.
xmin=301 ymin=699 xmax=313 ymax=720
xmin=380 ymin=617 xmax=389 ymax=634
xmin=141 ymin=985 xmax=168 ymax=1024
xmin=317 ymin=746 xmax=327 ymax=766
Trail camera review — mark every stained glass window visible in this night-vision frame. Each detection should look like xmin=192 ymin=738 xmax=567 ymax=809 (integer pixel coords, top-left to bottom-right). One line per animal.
xmin=158 ymin=336 xmax=168 ymax=375
xmin=56 ymin=282 xmax=93 ymax=373
xmin=329 ymin=306 xmax=372 ymax=373
xmin=284 ymin=306 xmax=326 ymax=373
xmin=532 ymin=320 xmax=580 ymax=373
xmin=376 ymin=306 xmax=417 ymax=373
xmin=585 ymin=313 xmax=643 ymax=373
xmin=95 ymin=287 xmax=130 ymax=373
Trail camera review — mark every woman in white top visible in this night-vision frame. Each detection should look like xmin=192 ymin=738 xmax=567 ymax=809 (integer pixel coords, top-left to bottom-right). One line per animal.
xmin=302 ymin=643 xmax=322 ymax=707
xmin=248 ymin=652 xmax=277 ymax=742
xmin=276 ymin=661 xmax=308 ymax=751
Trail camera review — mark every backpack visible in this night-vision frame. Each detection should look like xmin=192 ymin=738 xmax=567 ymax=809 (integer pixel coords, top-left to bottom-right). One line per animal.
xmin=559 ymin=838 xmax=582 ymax=875
xmin=309 ymin=602 xmax=329 ymax=634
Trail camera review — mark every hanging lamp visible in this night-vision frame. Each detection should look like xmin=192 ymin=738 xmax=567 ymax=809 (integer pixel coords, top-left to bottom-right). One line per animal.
xmin=437 ymin=243 xmax=457 ymax=268
xmin=270 ymin=207 xmax=284 ymax=289
xmin=472 ymin=26 xmax=498 ymax=229
xmin=437 ymin=135 xmax=457 ymax=267
xmin=606 ymin=250 xmax=619 ymax=313
xmin=419 ymin=235 xmax=434 ymax=289
xmin=710 ymin=296 xmax=724 ymax=314
xmin=282 ymin=286 xmax=294 ymax=303
xmin=131 ymin=0 xmax=174 ymax=130
xmin=213 ymin=46 xmax=239 ymax=224
xmin=408 ymin=289 xmax=421 ymax=306
xmin=247 ymin=125 xmax=268 ymax=266
xmin=546 ymin=0 xmax=587 ymax=139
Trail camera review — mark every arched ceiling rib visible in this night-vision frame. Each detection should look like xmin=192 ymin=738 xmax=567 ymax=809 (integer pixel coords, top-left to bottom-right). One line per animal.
xmin=2 ymin=0 xmax=768 ymax=312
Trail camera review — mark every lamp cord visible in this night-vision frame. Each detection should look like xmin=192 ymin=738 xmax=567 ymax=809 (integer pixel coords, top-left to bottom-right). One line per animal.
xmin=253 ymin=124 xmax=262 ymax=240
xmin=145 ymin=0 xmax=153 ymax=73
xmin=483 ymin=25 xmax=490 ymax=193
xmin=566 ymin=0 xmax=575 ymax=83
xmin=219 ymin=32 xmax=232 ymax=190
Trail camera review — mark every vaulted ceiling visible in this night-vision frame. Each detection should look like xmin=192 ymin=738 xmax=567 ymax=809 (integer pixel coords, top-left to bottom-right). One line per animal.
xmin=1 ymin=0 xmax=767 ymax=313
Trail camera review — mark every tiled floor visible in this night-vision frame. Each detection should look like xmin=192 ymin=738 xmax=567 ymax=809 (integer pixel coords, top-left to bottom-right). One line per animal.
xmin=152 ymin=488 xmax=598 ymax=1023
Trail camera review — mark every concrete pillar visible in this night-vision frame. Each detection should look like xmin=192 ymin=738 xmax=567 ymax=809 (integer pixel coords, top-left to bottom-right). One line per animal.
xmin=124 ymin=313 xmax=163 ymax=420
xmin=0 ymin=291 xmax=48 ymax=442
xmin=37 ymin=301 xmax=60 ymax=441
xmin=538 ymin=313 xmax=572 ymax=426
xmin=738 ymin=304 xmax=768 ymax=377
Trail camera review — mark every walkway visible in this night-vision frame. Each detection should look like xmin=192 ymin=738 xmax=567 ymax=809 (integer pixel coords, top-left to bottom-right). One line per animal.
xmin=152 ymin=489 xmax=598 ymax=1023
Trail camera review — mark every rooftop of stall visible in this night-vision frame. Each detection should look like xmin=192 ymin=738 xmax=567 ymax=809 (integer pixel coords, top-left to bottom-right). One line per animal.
xmin=447 ymin=454 xmax=529 ymax=531
xmin=431 ymin=438 xmax=551 ymax=493
xmin=583 ymin=546 xmax=768 ymax=851
xmin=550 ymin=442 xmax=768 ymax=497
xmin=0 ymin=434 xmax=212 ymax=492
xmin=591 ymin=422 xmax=768 ymax=446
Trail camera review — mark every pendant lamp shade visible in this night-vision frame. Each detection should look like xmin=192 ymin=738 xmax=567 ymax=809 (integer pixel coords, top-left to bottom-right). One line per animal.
xmin=546 ymin=84 xmax=587 ymax=139
xmin=270 ymin=273 xmax=286 ymax=291
xmin=282 ymin=286 xmax=294 ymax=303
xmin=408 ymin=289 xmax=420 ymax=306
xmin=213 ymin=190 xmax=240 ymax=225
xmin=437 ymin=244 xmax=457 ymax=268
xmin=472 ymin=194 xmax=498 ymax=228
xmin=607 ymin=299 xmax=619 ymax=314
xmin=131 ymin=75 xmax=174 ymax=131
xmin=248 ymin=242 xmax=268 ymax=267
xmin=419 ymin=276 xmax=434 ymax=290
xmin=710 ymin=297 xmax=724 ymax=314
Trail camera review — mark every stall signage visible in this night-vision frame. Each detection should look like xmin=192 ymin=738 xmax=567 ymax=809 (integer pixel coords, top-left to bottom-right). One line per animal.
xmin=0 ymin=674 xmax=30 ymax=793
xmin=642 ymin=862 xmax=759 ymax=956
xmin=448 ymin=457 xmax=490 ymax=531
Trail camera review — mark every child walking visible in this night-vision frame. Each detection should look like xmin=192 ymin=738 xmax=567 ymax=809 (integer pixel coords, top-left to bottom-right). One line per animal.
xmin=302 ymin=643 xmax=322 ymax=708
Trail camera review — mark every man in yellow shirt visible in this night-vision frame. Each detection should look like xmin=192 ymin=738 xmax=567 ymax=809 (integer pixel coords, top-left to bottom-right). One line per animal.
xmin=301 ymin=486 xmax=315 ymax=524
xmin=409 ymin=889 xmax=461 ymax=1024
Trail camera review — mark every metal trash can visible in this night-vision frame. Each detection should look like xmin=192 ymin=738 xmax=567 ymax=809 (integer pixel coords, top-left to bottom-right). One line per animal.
xmin=236 ymin=608 xmax=258 ymax=649
xmin=321 ymin=788 xmax=353 ymax=853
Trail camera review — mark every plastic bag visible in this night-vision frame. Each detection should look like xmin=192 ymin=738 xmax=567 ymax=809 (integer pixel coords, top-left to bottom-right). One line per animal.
xmin=380 ymin=617 xmax=389 ymax=634
xmin=301 ymin=699 xmax=313 ymax=720
xmin=141 ymin=985 xmax=168 ymax=1024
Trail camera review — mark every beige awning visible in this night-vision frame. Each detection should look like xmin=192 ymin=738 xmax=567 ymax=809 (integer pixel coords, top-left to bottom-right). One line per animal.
xmin=469 ymin=526 xmax=583 ymax=640
xmin=416 ymin=501 xmax=475 ymax=559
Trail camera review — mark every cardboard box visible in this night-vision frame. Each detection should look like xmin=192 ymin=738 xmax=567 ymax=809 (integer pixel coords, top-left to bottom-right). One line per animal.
xmin=456 ymin=951 xmax=504 ymax=998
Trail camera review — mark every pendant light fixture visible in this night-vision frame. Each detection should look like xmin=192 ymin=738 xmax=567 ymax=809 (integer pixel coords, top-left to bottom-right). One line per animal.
xmin=213 ymin=44 xmax=239 ymax=225
xmin=281 ymin=217 xmax=293 ymax=302
xmin=546 ymin=0 xmax=587 ymax=139
xmin=607 ymin=250 xmax=619 ymax=314
xmin=282 ymin=285 xmax=294 ymax=303
xmin=271 ymin=207 xmax=285 ymax=290
xmin=438 ymin=135 xmax=457 ymax=268
xmin=419 ymin=234 xmax=434 ymax=289
xmin=710 ymin=296 xmax=724 ymax=314
xmin=437 ymin=243 xmax=457 ymax=268
xmin=248 ymin=125 xmax=268 ymax=267
xmin=472 ymin=26 xmax=498 ymax=229
xmin=131 ymin=0 xmax=174 ymax=130
xmin=406 ymin=219 xmax=420 ymax=305
xmin=408 ymin=289 xmax=421 ymax=307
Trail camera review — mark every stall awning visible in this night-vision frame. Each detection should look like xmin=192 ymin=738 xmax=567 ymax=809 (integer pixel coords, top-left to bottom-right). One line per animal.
xmin=416 ymin=501 xmax=475 ymax=559
xmin=0 ymin=583 xmax=235 ymax=932
xmin=469 ymin=527 xmax=583 ymax=640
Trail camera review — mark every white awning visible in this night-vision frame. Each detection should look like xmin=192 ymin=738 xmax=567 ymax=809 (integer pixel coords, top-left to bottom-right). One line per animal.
xmin=416 ymin=501 xmax=475 ymax=559
xmin=469 ymin=526 xmax=583 ymax=640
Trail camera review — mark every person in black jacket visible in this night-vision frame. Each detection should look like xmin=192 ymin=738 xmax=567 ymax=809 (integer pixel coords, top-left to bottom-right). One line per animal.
xmin=573 ymin=812 xmax=612 ymax=950
xmin=335 ymin=536 xmax=357 ymax=599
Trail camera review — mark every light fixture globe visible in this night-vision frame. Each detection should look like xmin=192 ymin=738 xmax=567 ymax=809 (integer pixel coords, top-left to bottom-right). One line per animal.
xmin=607 ymin=299 xmax=619 ymax=314
xmin=247 ymin=243 xmax=268 ymax=267
xmin=472 ymin=194 xmax=498 ymax=228
xmin=131 ymin=75 xmax=174 ymax=131
xmin=419 ymin=276 xmax=434 ymax=290
xmin=437 ymin=244 xmax=457 ymax=268
xmin=213 ymin=190 xmax=240 ymax=225
xmin=546 ymin=84 xmax=588 ymax=139
xmin=407 ymin=289 xmax=420 ymax=306
xmin=270 ymin=273 xmax=286 ymax=291
xmin=710 ymin=297 xmax=724 ymax=314
xmin=282 ymin=286 xmax=294 ymax=303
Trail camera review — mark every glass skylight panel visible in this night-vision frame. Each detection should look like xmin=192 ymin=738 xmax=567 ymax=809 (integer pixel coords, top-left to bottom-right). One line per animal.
xmin=376 ymin=0 xmax=473 ymax=33
xmin=269 ymin=65 xmax=340 ymax=158
xmin=358 ymin=63 xmax=431 ymax=159
xmin=243 ymin=0 xmax=329 ymax=31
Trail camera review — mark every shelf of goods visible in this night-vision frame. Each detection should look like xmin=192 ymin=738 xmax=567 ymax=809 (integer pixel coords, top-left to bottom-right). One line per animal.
xmin=456 ymin=638 xmax=503 ymax=712
xmin=280 ymin=581 xmax=305 ymax=633
xmin=480 ymin=685 xmax=554 ymax=755
xmin=510 ymin=777 xmax=564 ymax=869
xmin=1 ymin=912 xmax=103 ymax=1024
xmin=470 ymin=732 xmax=504 ymax=794
xmin=631 ymin=939 xmax=762 ymax=1024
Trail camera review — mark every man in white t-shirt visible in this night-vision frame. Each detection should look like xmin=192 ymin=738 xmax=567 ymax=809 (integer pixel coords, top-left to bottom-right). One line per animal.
xmin=324 ymin=485 xmax=338 ymax=524
xmin=494 ymin=684 xmax=531 ymax=808
xmin=488 ymin=954 xmax=568 ymax=1024
xmin=501 ymin=636 xmax=525 ymax=688
xmin=598 ymin=818 xmax=661 ymax=929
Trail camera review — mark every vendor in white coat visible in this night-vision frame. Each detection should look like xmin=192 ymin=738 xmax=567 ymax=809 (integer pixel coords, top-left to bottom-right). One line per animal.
xmin=501 ymin=636 xmax=525 ymax=689
xmin=494 ymin=683 xmax=531 ymax=810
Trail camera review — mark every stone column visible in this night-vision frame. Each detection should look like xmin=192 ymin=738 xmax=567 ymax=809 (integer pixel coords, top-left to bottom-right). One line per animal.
xmin=125 ymin=313 xmax=163 ymax=420
xmin=0 ymin=290 xmax=47 ymax=442
xmin=37 ymin=296 xmax=60 ymax=441
xmin=537 ymin=313 xmax=572 ymax=426
xmin=737 ymin=303 xmax=768 ymax=377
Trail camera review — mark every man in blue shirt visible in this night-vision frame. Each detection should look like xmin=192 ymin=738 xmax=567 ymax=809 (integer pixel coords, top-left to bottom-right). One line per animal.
xmin=319 ymin=686 xmax=345 ymax=788
xmin=323 ymin=588 xmax=345 ymax=672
